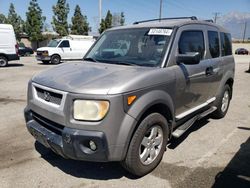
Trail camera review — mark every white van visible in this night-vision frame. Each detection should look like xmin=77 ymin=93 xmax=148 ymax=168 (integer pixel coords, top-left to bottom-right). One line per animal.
xmin=0 ymin=24 xmax=19 ymax=67
xmin=36 ymin=35 xmax=95 ymax=64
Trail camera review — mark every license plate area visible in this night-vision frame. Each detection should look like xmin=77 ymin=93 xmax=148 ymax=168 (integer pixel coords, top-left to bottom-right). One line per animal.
xmin=29 ymin=126 xmax=49 ymax=147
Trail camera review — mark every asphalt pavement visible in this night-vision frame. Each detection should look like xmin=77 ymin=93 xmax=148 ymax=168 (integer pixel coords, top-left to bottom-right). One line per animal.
xmin=0 ymin=52 xmax=249 ymax=188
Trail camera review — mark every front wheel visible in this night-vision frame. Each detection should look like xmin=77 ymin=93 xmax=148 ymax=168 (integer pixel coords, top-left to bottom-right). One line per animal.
xmin=121 ymin=113 xmax=168 ymax=176
xmin=212 ymin=84 xmax=231 ymax=119
xmin=51 ymin=55 xmax=61 ymax=64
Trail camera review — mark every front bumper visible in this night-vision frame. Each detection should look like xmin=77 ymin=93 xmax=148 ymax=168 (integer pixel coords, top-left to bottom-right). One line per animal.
xmin=25 ymin=109 xmax=109 ymax=162
xmin=36 ymin=55 xmax=51 ymax=61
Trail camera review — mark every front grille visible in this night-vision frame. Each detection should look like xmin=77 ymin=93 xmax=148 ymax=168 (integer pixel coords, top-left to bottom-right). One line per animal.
xmin=35 ymin=87 xmax=63 ymax=105
xmin=36 ymin=51 xmax=42 ymax=56
xmin=32 ymin=111 xmax=64 ymax=135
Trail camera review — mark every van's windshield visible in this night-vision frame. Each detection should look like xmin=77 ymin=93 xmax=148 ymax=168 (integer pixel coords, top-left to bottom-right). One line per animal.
xmin=85 ymin=28 xmax=172 ymax=67
xmin=47 ymin=40 xmax=61 ymax=47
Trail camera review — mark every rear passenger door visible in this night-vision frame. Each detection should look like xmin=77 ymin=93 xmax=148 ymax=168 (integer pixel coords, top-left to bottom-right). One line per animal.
xmin=206 ymin=26 xmax=223 ymax=98
xmin=172 ymin=25 xmax=212 ymax=118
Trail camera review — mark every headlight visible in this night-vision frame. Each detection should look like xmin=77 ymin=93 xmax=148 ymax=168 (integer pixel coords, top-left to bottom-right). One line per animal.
xmin=73 ymin=100 xmax=109 ymax=121
xmin=42 ymin=51 xmax=48 ymax=56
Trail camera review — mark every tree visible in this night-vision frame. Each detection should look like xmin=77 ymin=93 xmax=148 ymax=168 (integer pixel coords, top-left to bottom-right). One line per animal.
xmin=26 ymin=0 xmax=45 ymax=46
xmin=99 ymin=10 xmax=112 ymax=34
xmin=7 ymin=3 xmax=23 ymax=40
xmin=0 ymin=14 xmax=7 ymax=24
xmin=52 ymin=0 xmax=70 ymax=36
xmin=71 ymin=5 xmax=90 ymax=35
xmin=120 ymin=12 xmax=125 ymax=26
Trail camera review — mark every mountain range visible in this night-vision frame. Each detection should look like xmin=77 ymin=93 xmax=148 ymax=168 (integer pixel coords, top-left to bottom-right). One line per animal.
xmin=217 ymin=11 xmax=250 ymax=40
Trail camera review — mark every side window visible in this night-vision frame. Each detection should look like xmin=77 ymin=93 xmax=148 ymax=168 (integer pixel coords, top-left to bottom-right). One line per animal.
xmin=208 ymin=31 xmax=220 ymax=58
xmin=220 ymin=32 xmax=232 ymax=56
xmin=59 ymin=40 xmax=70 ymax=48
xmin=179 ymin=30 xmax=205 ymax=58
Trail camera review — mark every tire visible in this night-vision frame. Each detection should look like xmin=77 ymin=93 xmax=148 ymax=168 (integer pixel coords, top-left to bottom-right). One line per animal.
xmin=51 ymin=55 xmax=61 ymax=64
xmin=42 ymin=60 xmax=49 ymax=64
xmin=25 ymin=52 xmax=30 ymax=56
xmin=211 ymin=84 xmax=231 ymax=119
xmin=121 ymin=113 xmax=169 ymax=176
xmin=0 ymin=56 xmax=8 ymax=67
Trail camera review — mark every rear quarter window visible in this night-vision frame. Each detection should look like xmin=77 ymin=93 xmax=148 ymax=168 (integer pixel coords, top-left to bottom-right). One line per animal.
xmin=208 ymin=31 xmax=220 ymax=58
xmin=220 ymin=32 xmax=232 ymax=56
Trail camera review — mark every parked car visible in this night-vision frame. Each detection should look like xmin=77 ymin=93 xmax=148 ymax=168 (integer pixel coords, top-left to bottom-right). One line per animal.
xmin=235 ymin=48 xmax=249 ymax=55
xmin=36 ymin=36 xmax=95 ymax=64
xmin=18 ymin=43 xmax=34 ymax=56
xmin=0 ymin=24 xmax=19 ymax=67
xmin=24 ymin=17 xmax=235 ymax=176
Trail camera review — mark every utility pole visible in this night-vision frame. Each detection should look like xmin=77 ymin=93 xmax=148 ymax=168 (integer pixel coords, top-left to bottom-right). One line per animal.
xmin=213 ymin=12 xmax=220 ymax=23
xmin=99 ymin=0 xmax=102 ymax=24
xmin=159 ymin=0 xmax=163 ymax=20
xmin=242 ymin=22 xmax=247 ymax=43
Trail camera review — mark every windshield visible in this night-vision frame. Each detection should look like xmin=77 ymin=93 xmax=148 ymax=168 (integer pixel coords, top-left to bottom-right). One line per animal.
xmin=47 ymin=40 xmax=60 ymax=47
xmin=85 ymin=28 xmax=172 ymax=67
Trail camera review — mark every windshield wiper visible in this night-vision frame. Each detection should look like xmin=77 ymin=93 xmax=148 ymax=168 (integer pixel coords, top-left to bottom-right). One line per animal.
xmin=83 ymin=57 xmax=97 ymax=62
xmin=109 ymin=61 xmax=138 ymax=66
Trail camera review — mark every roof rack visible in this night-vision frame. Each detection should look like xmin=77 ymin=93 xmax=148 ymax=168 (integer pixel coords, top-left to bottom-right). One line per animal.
xmin=133 ymin=16 xmax=198 ymax=24
xmin=204 ymin=19 xmax=214 ymax=23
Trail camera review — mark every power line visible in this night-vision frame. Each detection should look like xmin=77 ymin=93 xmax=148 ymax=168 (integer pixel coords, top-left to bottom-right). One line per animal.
xmin=213 ymin=12 xmax=220 ymax=23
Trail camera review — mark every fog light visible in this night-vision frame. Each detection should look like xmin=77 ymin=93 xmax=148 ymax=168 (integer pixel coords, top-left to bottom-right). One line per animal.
xmin=89 ymin=140 xmax=97 ymax=151
xmin=64 ymin=134 xmax=71 ymax=144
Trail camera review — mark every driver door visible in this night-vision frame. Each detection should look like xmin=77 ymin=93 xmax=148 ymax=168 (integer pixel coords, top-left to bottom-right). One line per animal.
xmin=58 ymin=40 xmax=71 ymax=59
xmin=173 ymin=25 xmax=212 ymax=119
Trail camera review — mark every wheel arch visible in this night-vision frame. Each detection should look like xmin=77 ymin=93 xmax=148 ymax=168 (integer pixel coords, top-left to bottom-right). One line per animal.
xmin=120 ymin=90 xmax=175 ymax=160
xmin=0 ymin=53 xmax=8 ymax=61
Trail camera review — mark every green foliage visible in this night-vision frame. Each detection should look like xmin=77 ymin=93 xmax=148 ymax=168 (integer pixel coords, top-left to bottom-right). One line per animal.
xmin=99 ymin=10 xmax=113 ymax=34
xmin=26 ymin=0 xmax=45 ymax=42
xmin=120 ymin=12 xmax=125 ymax=26
xmin=7 ymin=3 xmax=23 ymax=41
xmin=0 ymin=14 xmax=7 ymax=24
xmin=52 ymin=0 xmax=70 ymax=36
xmin=71 ymin=5 xmax=90 ymax=35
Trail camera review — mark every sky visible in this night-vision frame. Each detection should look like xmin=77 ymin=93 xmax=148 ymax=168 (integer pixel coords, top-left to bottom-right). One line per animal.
xmin=0 ymin=0 xmax=250 ymax=34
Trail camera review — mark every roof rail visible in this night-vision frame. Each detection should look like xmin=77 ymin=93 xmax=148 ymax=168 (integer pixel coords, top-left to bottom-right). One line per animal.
xmin=204 ymin=19 xmax=214 ymax=23
xmin=133 ymin=16 xmax=198 ymax=24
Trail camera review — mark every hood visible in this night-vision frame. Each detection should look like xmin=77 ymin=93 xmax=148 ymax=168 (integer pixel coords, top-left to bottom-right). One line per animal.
xmin=32 ymin=62 xmax=168 ymax=95
xmin=37 ymin=47 xmax=53 ymax=51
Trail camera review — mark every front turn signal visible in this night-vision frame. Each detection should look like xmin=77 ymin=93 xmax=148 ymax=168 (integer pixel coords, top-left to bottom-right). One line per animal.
xmin=127 ymin=95 xmax=137 ymax=105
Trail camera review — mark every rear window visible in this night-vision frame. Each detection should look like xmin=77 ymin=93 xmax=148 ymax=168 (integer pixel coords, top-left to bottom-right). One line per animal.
xmin=220 ymin=32 xmax=232 ymax=56
xmin=208 ymin=31 xmax=220 ymax=58
xmin=179 ymin=30 xmax=205 ymax=58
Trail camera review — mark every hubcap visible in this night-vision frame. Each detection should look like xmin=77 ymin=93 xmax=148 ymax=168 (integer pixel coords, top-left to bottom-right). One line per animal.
xmin=53 ymin=57 xmax=59 ymax=64
xmin=0 ymin=58 xmax=6 ymax=66
xmin=139 ymin=125 xmax=163 ymax=165
xmin=221 ymin=90 xmax=229 ymax=112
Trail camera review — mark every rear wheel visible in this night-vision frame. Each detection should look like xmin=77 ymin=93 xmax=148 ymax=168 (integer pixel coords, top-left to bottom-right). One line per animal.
xmin=212 ymin=84 xmax=231 ymax=119
xmin=51 ymin=55 xmax=61 ymax=64
xmin=0 ymin=56 xmax=8 ymax=67
xmin=121 ymin=113 xmax=168 ymax=176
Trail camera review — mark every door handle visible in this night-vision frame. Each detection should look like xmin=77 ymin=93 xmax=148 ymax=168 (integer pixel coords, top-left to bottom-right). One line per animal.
xmin=206 ymin=66 xmax=213 ymax=76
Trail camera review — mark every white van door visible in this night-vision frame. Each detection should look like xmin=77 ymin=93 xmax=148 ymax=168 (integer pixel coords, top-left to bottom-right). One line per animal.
xmin=58 ymin=40 xmax=71 ymax=60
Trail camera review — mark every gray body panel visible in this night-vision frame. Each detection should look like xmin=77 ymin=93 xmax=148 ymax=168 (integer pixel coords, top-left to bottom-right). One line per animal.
xmin=25 ymin=19 xmax=235 ymax=162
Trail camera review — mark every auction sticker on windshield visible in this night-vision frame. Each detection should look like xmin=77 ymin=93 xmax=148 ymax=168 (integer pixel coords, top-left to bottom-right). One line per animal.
xmin=148 ymin=28 xmax=173 ymax=36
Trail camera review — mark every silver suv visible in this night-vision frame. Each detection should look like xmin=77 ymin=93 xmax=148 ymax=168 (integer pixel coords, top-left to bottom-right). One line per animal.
xmin=24 ymin=17 xmax=235 ymax=176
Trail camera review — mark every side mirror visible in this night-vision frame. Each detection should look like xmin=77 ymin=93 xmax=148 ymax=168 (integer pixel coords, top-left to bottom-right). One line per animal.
xmin=177 ymin=52 xmax=201 ymax=65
